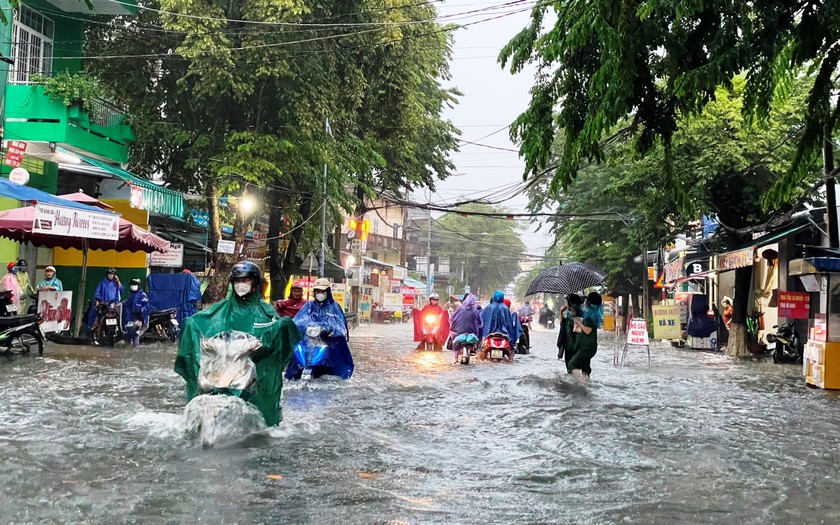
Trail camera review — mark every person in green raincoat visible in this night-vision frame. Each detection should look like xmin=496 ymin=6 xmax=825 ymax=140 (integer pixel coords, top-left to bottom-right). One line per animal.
xmin=15 ymin=259 xmax=35 ymax=311
xmin=174 ymin=261 xmax=301 ymax=427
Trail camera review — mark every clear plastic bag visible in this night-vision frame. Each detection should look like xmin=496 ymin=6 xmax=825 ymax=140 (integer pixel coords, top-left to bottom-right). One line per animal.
xmin=197 ymin=330 xmax=262 ymax=393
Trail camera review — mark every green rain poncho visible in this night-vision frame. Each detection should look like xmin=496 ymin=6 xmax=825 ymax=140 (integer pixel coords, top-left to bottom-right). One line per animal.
xmin=174 ymin=293 xmax=301 ymax=427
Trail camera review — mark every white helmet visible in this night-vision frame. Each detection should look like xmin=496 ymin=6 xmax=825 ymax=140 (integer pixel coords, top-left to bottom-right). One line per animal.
xmin=429 ymin=293 xmax=440 ymax=300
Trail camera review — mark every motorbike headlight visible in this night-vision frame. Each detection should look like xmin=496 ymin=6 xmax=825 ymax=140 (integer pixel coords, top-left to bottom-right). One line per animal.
xmin=294 ymin=343 xmax=306 ymax=365
xmin=425 ymin=314 xmax=437 ymax=324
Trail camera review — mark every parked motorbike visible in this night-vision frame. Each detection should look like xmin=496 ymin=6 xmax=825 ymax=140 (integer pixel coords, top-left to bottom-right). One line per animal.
xmin=765 ymin=320 xmax=803 ymax=364
xmin=92 ymin=301 xmax=122 ymax=347
xmin=183 ymin=331 xmax=266 ymax=448
xmin=516 ymin=315 xmax=532 ymax=354
xmin=0 ymin=291 xmax=45 ymax=355
xmin=285 ymin=324 xmax=355 ymax=381
xmin=371 ymin=309 xmax=396 ymax=324
xmin=142 ymin=308 xmax=180 ymax=343
xmin=482 ymin=332 xmax=513 ymax=363
xmin=419 ymin=312 xmax=443 ymax=351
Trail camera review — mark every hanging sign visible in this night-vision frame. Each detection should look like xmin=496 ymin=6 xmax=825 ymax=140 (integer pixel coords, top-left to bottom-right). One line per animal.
xmin=32 ymin=203 xmax=119 ymax=241
xmin=627 ymin=318 xmax=650 ymax=346
xmin=129 ymin=184 xmax=144 ymax=209
xmin=778 ymin=291 xmax=810 ymax=319
xmin=392 ymin=266 xmax=408 ymax=280
xmin=217 ymin=239 xmax=235 ymax=254
xmin=652 ymin=305 xmax=681 ymax=339
xmin=382 ymin=292 xmax=402 ymax=311
xmin=36 ymin=291 xmax=73 ymax=333
xmin=4 ymin=141 xmax=27 ymax=168
xmin=718 ymin=247 xmax=754 ymax=271
xmin=664 ymin=257 xmax=684 ymax=284
xmin=150 ymin=242 xmax=184 ymax=267
xmin=8 ymin=167 xmax=29 ymax=185
xmin=401 ymin=286 xmax=415 ymax=306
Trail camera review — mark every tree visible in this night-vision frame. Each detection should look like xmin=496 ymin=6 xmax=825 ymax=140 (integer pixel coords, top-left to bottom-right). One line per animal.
xmin=435 ymin=204 xmax=527 ymax=297
xmin=86 ymin=0 xmax=459 ymax=302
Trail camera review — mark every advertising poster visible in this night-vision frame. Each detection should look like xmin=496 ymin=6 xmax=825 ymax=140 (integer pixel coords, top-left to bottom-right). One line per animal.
xmin=37 ymin=291 xmax=73 ymax=333
xmin=652 ymin=305 xmax=681 ymax=340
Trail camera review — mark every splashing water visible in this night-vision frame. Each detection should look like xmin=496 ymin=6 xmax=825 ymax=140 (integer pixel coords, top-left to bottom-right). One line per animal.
xmin=183 ymin=394 xmax=267 ymax=448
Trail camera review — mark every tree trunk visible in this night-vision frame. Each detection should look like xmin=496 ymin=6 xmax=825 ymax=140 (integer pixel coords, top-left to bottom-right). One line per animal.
xmin=268 ymin=189 xmax=284 ymax=301
xmin=725 ymin=265 xmax=753 ymax=357
xmin=201 ymin=180 xmax=232 ymax=305
xmin=278 ymin=195 xmax=313 ymax=295
xmin=202 ymin=186 xmax=253 ymax=305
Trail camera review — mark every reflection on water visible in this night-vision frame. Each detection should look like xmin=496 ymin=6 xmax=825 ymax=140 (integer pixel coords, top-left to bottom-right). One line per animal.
xmin=0 ymin=325 xmax=838 ymax=523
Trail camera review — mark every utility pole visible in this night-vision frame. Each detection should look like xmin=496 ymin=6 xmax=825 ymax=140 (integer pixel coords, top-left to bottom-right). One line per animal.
xmin=425 ymin=211 xmax=432 ymax=295
xmin=641 ymin=246 xmax=649 ymax=321
xmin=319 ymin=117 xmax=331 ymax=277
xmin=824 ymin=124 xmax=839 ymax=248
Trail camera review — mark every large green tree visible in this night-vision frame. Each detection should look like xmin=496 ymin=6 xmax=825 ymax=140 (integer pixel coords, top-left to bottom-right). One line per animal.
xmin=436 ymin=204 xmax=527 ymax=297
xmin=87 ymin=0 xmax=458 ymax=302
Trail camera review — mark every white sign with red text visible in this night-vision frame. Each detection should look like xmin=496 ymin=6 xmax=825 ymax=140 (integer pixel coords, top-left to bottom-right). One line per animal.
xmin=32 ymin=204 xmax=119 ymax=241
xmin=37 ymin=291 xmax=73 ymax=333
xmin=627 ymin=318 xmax=650 ymax=346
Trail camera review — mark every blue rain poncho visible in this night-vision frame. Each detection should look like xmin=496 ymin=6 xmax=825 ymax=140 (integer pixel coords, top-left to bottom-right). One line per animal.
xmin=123 ymin=289 xmax=150 ymax=326
xmin=480 ymin=291 xmax=516 ymax=342
xmin=289 ymin=287 xmax=354 ymax=379
xmin=86 ymin=277 xmax=123 ymax=328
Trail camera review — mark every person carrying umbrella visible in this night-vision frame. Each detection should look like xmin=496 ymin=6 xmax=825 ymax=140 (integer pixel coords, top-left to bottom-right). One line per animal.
xmin=557 ymin=293 xmax=583 ymax=361
xmin=566 ymin=292 xmax=603 ymax=377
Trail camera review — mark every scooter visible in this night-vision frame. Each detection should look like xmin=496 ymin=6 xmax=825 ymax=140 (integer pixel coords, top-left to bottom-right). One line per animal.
xmin=183 ymin=331 xmax=266 ymax=448
xmin=285 ymin=324 xmax=354 ymax=381
xmin=142 ymin=308 xmax=180 ymax=343
xmin=0 ymin=291 xmax=46 ymax=355
xmin=765 ymin=320 xmax=802 ymax=364
xmin=452 ymin=333 xmax=479 ymax=364
xmin=92 ymin=301 xmax=122 ymax=347
xmin=419 ymin=312 xmax=442 ymax=351
xmin=482 ymin=332 xmax=513 ymax=363
xmin=516 ymin=315 xmax=532 ymax=354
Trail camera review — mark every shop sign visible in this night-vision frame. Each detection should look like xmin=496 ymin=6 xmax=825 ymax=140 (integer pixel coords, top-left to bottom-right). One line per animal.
xmin=664 ymin=257 xmax=684 ymax=283
xmin=217 ymin=240 xmax=235 ymax=254
xmin=718 ymin=247 xmax=754 ymax=271
xmin=401 ymin=286 xmax=415 ymax=306
xmin=382 ymin=292 xmax=402 ymax=311
xmin=685 ymin=260 xmax=708 ymax=276
xmin=150 ymin=242 xmax=184 ymax=267
xmin=32 ymin=203 xmax=119 ymax=241
xmin=36 ymin=291 xmax=72 ymax=333
xmin=392 ymin=266 xmax=408 ymax=280
xmin=8 ymin=167 xmax=29 ymax=185
xmin=648 ymin=266 xmax=655 ymax=280
xmin=332 ymin=283 xmax=347 ymax=312
xmin=130 ymin=184 xmax=144 ymax=209
xmin=778 ymin=291 xmax=810 ymax=319
xmin=4 ymin=141 xmax=27 ymax=168
xmin=652 ymin=305 xmax=681 ymax=339
xmin=627 ymin=318 xmax=650 ymax=346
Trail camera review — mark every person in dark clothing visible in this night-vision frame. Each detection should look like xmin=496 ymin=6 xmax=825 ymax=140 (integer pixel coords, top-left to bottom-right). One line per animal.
xmin=566 ymin=292 xmax=603 ymax=377
xmin=557 ymin=293 xmax=583 ymax=361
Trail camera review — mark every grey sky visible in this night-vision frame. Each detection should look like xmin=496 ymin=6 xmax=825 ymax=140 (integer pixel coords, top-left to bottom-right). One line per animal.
xmin=427 ymin=0 xmax=555 ymax=256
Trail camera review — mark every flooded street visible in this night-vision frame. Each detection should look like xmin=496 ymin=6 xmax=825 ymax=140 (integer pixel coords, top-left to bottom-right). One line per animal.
xmin=1 ymin=323 xmax=839 ymax=524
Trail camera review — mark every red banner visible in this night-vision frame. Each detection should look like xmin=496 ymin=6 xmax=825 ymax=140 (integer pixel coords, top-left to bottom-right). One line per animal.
xmin=4 ymin=141 xmax=26 ymax=168
xmin=778 ymin=291 xmax=810 ymax=319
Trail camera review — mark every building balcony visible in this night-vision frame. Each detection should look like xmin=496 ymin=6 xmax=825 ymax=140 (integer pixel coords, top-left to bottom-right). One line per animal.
xmin=339 ymin=232 xmax=425 ymax=257
xmin=4 ymin=84 xmax=135 ymax=163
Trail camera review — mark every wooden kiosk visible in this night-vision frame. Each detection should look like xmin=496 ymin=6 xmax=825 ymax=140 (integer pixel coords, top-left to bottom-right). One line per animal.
xmin=790 ymin=258 xmax=840 ymax=389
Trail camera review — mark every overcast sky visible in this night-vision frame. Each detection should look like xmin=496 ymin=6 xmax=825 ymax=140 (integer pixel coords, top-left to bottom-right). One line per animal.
xmin=421 ymin=0 xmax=555 ymax=256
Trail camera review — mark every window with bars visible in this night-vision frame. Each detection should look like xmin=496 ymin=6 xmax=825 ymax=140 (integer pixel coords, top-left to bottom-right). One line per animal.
xmin=10 ymin=6 xmax=54 ymax=84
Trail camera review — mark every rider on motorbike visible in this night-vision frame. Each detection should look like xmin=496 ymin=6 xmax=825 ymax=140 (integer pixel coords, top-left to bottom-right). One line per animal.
xmin=86 ymin=268 xmax=122 ymax=330
xmin=481 ymin=291 xmax=517 ymax=346
xmin=449 ymin=293 xmax=483 ymax=362
xmin=123 ymin=278 xmax=150 ymax=347
xmin=175 ymin=261 xmax=300 ymax=427
xmin=288 ymin=278 xmax=354 ymax=379
xmin=413 ymin=293 xmax=450 ymax=351
xmin=518 ymin=301 xmax=534 ymax=318
xmin=275 ymin=283 xmax=306 ymax=318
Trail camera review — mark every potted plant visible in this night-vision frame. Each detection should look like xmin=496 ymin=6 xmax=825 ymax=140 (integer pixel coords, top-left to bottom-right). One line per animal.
xmin=29 ymin=71 xmax=103 ymax=119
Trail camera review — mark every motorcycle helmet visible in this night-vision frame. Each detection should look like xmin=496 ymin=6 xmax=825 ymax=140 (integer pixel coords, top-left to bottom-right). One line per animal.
xmin=6 ymin=262 xmax=15 ymax=272
xmin=312 ymin=278 xmax=331 ymax=291
xmin=429 ymin=293 xmax=440 ymax=300
xmin=129 ymin=278 xmax=142 ymax=287
xmin=107 ymin=268 xmax=116 ymax=275
xmin=229 ymin=261 xmax=261 ymax=288
xmin=504 ymin=298 xmax=511 ymax=308
xmin=16 ymin=259 xmax=27 ymax=268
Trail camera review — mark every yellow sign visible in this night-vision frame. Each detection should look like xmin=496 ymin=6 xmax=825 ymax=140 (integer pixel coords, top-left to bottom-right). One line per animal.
xmin=602 ymin=295 xmax=616 ymax=331
xmin=652 ymin=305 xmax=681 ymax=340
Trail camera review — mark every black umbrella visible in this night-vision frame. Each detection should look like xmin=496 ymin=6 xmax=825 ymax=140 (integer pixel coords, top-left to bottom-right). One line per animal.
xmin=525 ymin=262 xmax=606 ymax=296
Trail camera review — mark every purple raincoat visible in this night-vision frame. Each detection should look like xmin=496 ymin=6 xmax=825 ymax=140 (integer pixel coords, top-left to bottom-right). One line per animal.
xmin=450 ymin=294 xmax=483 ymax=338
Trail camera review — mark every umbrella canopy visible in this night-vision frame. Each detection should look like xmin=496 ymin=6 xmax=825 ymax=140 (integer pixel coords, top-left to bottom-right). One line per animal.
xmin=0 ymin=206 xmax=169 ymax=253
xmin=525 ymin=262 xmax=607 ymax=296
xmin=57 ymin=192 xmax=115 ymax=210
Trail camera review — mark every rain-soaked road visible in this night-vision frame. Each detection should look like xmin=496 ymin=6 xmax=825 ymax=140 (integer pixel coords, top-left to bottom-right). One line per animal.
xmin=1 ymin=322 xmax=840 ymax=524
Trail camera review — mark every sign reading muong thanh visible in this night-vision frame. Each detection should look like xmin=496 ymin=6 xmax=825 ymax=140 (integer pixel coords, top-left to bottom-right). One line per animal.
xmin=32 ymin=204 xmax=119 ymax=241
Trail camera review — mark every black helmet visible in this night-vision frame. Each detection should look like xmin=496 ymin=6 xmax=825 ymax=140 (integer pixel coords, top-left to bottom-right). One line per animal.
xmin=129 ymin=278 xmax=142 ymax=287
xmin=229 ymin=261 xmax=261 ymax=287
xmin=107 ymin=268 xmax=116 ymax=274
xmin=16 ymin=259 xmax=27 ymax=268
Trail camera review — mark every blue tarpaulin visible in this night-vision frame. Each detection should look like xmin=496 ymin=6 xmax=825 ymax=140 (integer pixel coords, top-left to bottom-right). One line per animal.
xmin=148 ymin=273 xmax=202 ymax=323
xmin=0 ymin=176 xmax=117 ymax=214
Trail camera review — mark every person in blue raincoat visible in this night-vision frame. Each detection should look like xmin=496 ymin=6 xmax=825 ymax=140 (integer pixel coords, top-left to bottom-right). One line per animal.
xmin=288 ymin=278 xmax=354 ymax=380
xmin=481 ymin=290 xmax=517 ymax=345
xmin=182 ymin=269 xmax=202 ymax=318
xmin=123 ymin=278 xmax=150 ymax=347
xmin=87 ymin=268 xmax=123 ymax=329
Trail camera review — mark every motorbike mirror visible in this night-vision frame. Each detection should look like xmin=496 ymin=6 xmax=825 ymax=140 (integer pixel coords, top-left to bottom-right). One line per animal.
xmin=773 ymin=325 xmax=778 ymax=328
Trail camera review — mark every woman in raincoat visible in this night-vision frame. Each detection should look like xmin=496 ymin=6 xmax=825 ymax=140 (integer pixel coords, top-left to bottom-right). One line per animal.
xmin=122 ymin=278 xmax=150 ymax=347
xmin=449 ymin=293 xmax=483 ymax=362
xmin=566 ymin=292 xmax=603 ymax=377
xmin=175 ymin=262 xmax=300 ymax=427
xmin=287 ymin=278 xmax=354 ymax=380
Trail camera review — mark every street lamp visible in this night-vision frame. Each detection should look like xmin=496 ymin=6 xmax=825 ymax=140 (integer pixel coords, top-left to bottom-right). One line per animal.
xmin=346 ymin=255 xmax=356 ymax=267
xmin=239 ymin=193 xmax=258 ymax=216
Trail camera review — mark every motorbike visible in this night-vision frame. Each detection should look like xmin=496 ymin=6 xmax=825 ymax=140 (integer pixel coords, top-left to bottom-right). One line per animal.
xmin=419 ymin=312 xmax=443 ymax=351
xmin=0 ymin=291 xmax=45 ymax=355
xmin=285 ymin=324 xmax=354 ymax=381
xmin=482 ymin=332 xmax=513 ymax=363
xmin=183 ymin=331 xmax=266 ymax=448
xmin=371 ymin=309 xmax=396 ymax=324
xmin=765 ymin=320 xmax=803 ymax=364
xmin=516 ymin=315 xmax=532 ymax=354
xmin=452 ymin=333 xmax=479 ymax=364
xmin=142 ymin=308 xmax=180 ymax=343
xmin=92 ymin=301 xmax=122 ymax=347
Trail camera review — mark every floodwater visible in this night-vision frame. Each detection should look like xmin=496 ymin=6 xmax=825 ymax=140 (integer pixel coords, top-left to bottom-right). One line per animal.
xmin=0 ymin=323 xmax=838 ymax=524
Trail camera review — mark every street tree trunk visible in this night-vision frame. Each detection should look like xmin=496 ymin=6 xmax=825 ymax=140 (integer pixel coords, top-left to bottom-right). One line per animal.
xmin=202 ymin=184 xmax=253 ymax=305
xmin=725 ymin=266 xmax=752 ymax=357
xmin=268 ymin=189 xmax=284 ymax=301
xmin=277 ymin=195 xmax=313 ymax=297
